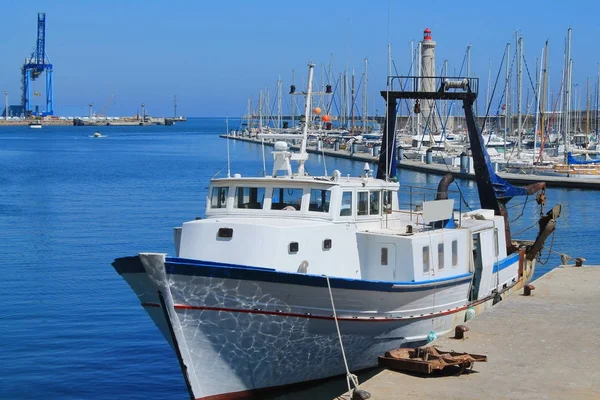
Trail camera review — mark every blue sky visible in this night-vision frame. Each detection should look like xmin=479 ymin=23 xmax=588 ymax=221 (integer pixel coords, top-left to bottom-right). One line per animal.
xmin=0 ymin=0 xmax=597 ymax=117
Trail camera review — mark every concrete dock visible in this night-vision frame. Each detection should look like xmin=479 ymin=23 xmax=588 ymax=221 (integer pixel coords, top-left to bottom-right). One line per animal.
xmin=222 ymin=135 xmax=600 ymax=190
xmin=334 ymin=266 xmax=600 ymax=400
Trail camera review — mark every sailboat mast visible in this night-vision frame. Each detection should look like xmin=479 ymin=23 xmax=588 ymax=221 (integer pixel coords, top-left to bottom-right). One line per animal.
xmin=586 ymin=78 xmax=591 ymax=142
xmin=504 ymin=42 xmax=510 ymax=155
xmin=277 ymin=77 xmax=282 ymax=129
xmin=258 ymin=90 xmax=263 ymax=131
xmin=533 ymin=54 xmax=541 ymax=160
xmin=539 ymin=40 xmax=549 ymax=161
xmin=417 ymin=42 xmax=422 ymax=137
xmin=564 ymin=28 xmax=572 ymax=162
xmin=351 ymin=69 xmax=355 ymax=132
xmin=291 ymin=69 xmax=296 ymax=128
xmin=596 ymin=63 xmax=599 ymax=138
xmin=362 ymin=58 xmax=368 ymax=134
xmin=517 ymin=35 xmax=523 ymax=158
xmin=410 ymin=41 xmax=415 ymax=135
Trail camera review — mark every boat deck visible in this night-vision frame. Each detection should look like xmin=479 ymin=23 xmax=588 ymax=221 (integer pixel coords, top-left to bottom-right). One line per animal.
xmin=333 ymin=265 xmax=600 ymax=400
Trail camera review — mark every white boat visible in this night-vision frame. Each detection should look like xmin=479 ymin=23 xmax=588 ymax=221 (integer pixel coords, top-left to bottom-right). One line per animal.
xmin=112 ymin=67 xmax=560 ymax=400
xmin=29 ymin=122 xmax=42 ymax=129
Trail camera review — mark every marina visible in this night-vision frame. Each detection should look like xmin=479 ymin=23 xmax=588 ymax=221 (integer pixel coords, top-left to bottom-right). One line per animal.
xmin=220 ymin=134 xmax=600 ymax=190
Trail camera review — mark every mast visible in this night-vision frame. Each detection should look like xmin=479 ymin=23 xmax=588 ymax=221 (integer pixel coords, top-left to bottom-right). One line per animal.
xmin=596 ymin=64 xmax=599 ymax=139
xmin=362 ymin=58 xmax=368 ymax=134
xmin=410 ymin=41 xmax=415 ymax=135
xmin=586 ymin=77 xmax=590 ymax=147
xmin=533 ymin=53 xmax=542 ymax=161
xmin=248 ymin=97 xmax=252 ymax=133
xmin=351 ymin=69 xmax=355 ymax=132
xmin=504 ymin=42 xmax=511 ymax=155
xmin=563 ymin=28 xmax=572 ymax=162
xmin=291 ymin=69 xmax=296 ymax=128
xmin=297 ymin=63 xmax=315 ymax=176
xmin=539 ymin=40 xmax=549 ymax=162
xmin=516 ymin=35 xmax=523 ymax=158
xmin=443 ymin=59 xmax=448 ymax=138
xmin=277 ymin=76 xmax=282 ymax=129
xmin=417 ymin=41 xmax=422 ymax=136
xmin=258 ymin=90 xmax=263 ymax=131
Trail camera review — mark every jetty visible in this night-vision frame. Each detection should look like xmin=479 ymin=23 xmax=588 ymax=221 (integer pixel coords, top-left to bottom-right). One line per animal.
xmin=221 ymin=134 xmax=600 ymax=190
xmin=334 ymin=265 xmax=600 ymax=400
xmin=0 ymin=116 xmax=186 ymax=127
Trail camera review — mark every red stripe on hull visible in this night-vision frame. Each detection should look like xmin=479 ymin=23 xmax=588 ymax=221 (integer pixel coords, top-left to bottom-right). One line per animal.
xmin=140 ymin=290 xmax=501 ymax=323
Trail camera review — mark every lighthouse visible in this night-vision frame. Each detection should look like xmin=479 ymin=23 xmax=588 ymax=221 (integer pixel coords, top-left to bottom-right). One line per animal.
xmin=420 ymin=28 xmax=439 ymax=133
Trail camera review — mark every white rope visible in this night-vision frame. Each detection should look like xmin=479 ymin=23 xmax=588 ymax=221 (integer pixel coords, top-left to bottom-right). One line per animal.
xmin=324 ymin=274 xmax=360 ymax=395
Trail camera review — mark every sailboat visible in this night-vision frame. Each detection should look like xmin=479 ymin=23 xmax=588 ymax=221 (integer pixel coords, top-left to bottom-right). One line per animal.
xmin=112 ymin=65 xmax=560 ymax=400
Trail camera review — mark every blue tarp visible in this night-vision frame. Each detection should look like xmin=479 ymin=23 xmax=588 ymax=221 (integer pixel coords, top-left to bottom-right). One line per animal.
xmin=567 ymin=151 xmax=600 ymax=165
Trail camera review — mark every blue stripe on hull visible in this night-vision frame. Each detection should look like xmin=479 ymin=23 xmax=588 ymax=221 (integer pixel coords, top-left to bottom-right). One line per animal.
xmin=112 ymin=252 xmax=519 ymax=294
xmin=163 ymin=258 xmax=471 ymax=293
xmin=493 ymin=252 xmax=520 ymax=273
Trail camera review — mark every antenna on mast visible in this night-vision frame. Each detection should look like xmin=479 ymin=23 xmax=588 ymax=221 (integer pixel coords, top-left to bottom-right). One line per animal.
xmin=297 ymin=63 xmax=315 ymax=176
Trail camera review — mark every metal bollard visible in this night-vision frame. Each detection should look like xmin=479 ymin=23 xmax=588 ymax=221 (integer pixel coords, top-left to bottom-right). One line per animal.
xmin=524 ymin=284 xmax=535 ymax=296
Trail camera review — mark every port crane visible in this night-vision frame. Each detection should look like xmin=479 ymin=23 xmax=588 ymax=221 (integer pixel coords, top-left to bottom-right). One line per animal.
xmin=21 ymin=12 xmax=53 ymax=116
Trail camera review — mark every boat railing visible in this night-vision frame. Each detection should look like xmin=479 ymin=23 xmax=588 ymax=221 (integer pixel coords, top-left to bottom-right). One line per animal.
xmin=397 ymin=185 xmax=464 ymax=229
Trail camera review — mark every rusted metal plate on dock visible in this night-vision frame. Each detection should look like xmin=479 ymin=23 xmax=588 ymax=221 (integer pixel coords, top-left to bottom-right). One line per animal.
xmin=378 ymin=346 xmax=487 ymax=375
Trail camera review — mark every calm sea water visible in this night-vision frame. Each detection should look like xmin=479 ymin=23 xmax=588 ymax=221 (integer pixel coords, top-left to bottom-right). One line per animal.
xmin=0 ymin=118 xmax=597 ymax=399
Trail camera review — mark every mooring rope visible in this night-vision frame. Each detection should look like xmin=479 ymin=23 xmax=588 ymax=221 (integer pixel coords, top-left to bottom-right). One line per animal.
xmin=324 ymin=274 xmax=361 ymax=396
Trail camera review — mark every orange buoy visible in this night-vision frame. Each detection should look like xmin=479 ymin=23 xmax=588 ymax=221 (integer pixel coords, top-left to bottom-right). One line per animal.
xmin=313 ymin=107 xmax=322 ymax=115
xmin=322 ymin=114 xmax=331 ymax=122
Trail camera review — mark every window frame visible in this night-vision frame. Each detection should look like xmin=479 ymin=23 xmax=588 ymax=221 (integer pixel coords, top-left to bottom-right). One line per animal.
xmin=339 ymin=191 xmax=354 ymax=217
xmin=308 ymin=188 xmax=331 ymax=213
xmin=270 ymin=187 xmax=304 ymax=211
xmin=369 ymin=191 xmax=381 ymax=215
xmin=233 ymin=186 xmax=266 ymax=210
xmin=210 ymin=186 xmax=229 ymax=209
xmin=451 ymin=239 xmax=458 ymax=267
xmin=422 ymin=246 xmax=430 ymax=274
xmin=357 ymin=191 xmax=369 ymax=216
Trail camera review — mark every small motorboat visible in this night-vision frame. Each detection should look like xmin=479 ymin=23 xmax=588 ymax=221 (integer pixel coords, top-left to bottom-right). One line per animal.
xmin=29 ymin=122 xmax=42 ymax=129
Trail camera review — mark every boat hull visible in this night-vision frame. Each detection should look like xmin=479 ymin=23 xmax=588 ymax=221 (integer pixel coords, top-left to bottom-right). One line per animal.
xmin=113 ymin=252 xmax=533 ymax=400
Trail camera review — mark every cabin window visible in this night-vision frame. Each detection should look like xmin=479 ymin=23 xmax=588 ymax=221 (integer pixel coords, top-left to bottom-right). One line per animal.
xmin=370 ymin=191 xmax=381 ymax=215
xmin=271 ymin=188 xmax=303 ymax=211
xmin=210 ymin=187 xmax=229 ymax=209
xmin=309 ymin=189 xmax=331 ymax=212
xmin=357 ymin=192 xmax=368 ymax=216
xmin=494 ymin=229 xmax=499 ymax=257
xmin=340 ymin=191 xmax=353 ymax=216
xmin=234 ymin=187 xmax=265 ymax=209
xmin=452 ymin=240 xmax=458 ymax=267
xmin=423 ymin=246 xmax=430 ymax=273
xmin=381 ymin=247 xmax=388 ymax=265
xmin=438 ymin=243 xmax=444 ymax=270
xmin=383 ymin=190 xmax=394 ymax=212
